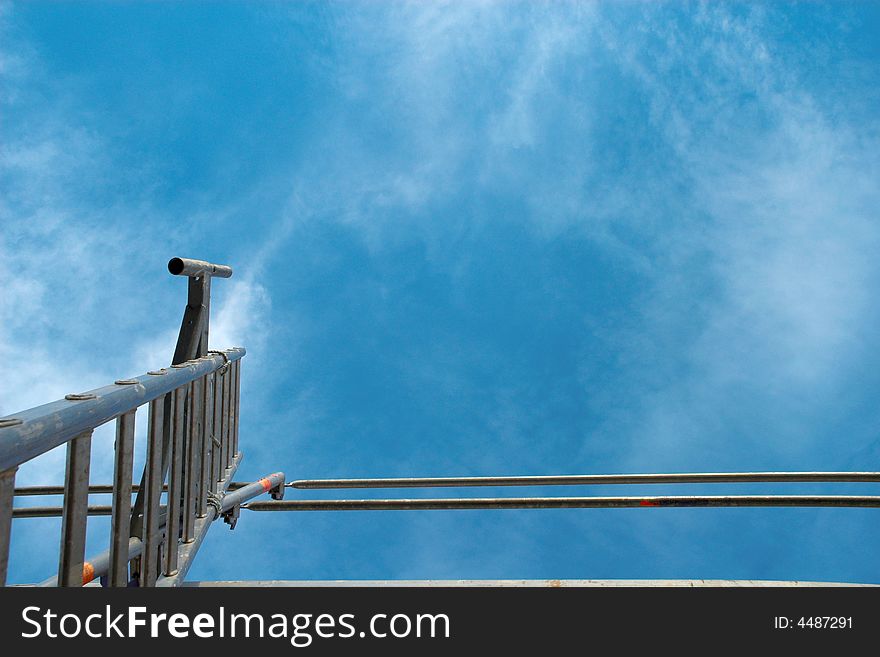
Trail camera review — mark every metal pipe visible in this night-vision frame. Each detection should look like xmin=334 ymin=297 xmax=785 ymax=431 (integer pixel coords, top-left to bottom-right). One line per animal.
xmin=14 ymin=471 xmax=878 ymax=496
xmin=220 ymin=473 xmax=285 ymax=513
xmin=167 ymin=257 xmax=233 ymax=279
xmin=14 ymin=506 xmax=112 ymax=518
xmin=13 ymin=481 xmax=249 ymax=497
xmin=15 ymin=485 xmax=118 ymax=496
xmin=11 ymin=476 xmax=262 ymax=518
xmin=0 ymin=348 xmax=245 ymax=472
xmin=289 ymin=471 xmax=880 ymax=489
xmin=39 ymin=537 xmax=143 ymax=587
xmin=40 ymin=508 xmax=169 ymax=587
xmin=36 ymin=470 xmax=279 ymax=586
xmin=243 ymin=495 xmax=880 ymax=512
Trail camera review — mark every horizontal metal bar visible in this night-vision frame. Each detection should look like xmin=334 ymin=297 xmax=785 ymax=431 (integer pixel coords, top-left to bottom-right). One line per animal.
xmin=18 ymin=473 xmax=879 ymax=496
xmin=289 ymin=471 xmax=880 ymax=489
xmin=168 ymin=257 xmax=233 ymax=279
xmin=244 ymin=495 xmax=880 ymax=512
xmin=13 ymin=481 xmax=250 ymax=497
xmin=0 ymin=348 xmax=245 ymax=472
xmin=12 ymin=505 xmax=176 ymax=519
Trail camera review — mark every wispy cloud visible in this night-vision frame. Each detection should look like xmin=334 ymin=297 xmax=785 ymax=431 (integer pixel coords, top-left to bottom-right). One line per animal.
xmin=3 ymin=1 xmax=878 ymax=584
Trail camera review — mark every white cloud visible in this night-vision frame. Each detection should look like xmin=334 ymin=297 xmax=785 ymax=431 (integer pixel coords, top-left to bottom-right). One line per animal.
xmin=0 ymin=8 xmax=273 ymax=513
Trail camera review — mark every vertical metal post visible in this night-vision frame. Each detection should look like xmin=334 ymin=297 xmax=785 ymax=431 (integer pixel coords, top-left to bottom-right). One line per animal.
xmin=232 ymin=358 xmax=241 ymax=458
xmin=173 ymin=275 xmax=210 ymax=364
xmin=183 ymin=378 xmax=202 ymax=541
xmin=141 ymin=398 xmax=165 ymax=587
xmin=218 ymin=369 xmax=226 ymax=475
xmin=212 ymin=371 xmax=223 ymax=490
xmin=222 ymin=365 xmax=231 ymax=470
xmin=199 ymin=372 xmax=213 ymax=515
xmin=57 ymin=430 xmax=92 ymax=587
xmin=129 ymin=267 xmax=213 ymax=545
xmin=0 ymin=467 xmax=16 ymax=587
xmin=164 ymin=386 xmax=185 ymax=575
xmin=108 ymin=411 xmax=135 ymax=587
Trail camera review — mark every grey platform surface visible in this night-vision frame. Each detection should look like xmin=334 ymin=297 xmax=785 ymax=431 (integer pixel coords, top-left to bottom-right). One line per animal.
xmin=183 ymin=579 xmax=876 ymax=587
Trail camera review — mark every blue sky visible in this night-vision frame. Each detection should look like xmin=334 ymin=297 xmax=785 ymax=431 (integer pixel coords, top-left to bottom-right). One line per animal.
xmin=2 ymin=1 xmax=880 ymax=584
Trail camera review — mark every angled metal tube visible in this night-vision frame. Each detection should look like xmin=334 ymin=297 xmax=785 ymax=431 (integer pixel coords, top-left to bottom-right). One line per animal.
xmin=39 ymin=537 xmax=143 ymax=587
xmin=220 ymin=473 xmax=285 ymax=512
xmin=11 ymin=475 xmax=269 ymax=518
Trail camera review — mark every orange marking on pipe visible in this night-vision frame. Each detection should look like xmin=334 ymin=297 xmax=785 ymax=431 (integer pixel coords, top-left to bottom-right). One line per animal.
xmin=82 ymin=561 xmax=95 ymax=585
xmin=260 ymin=478 xmax=272 ymax=492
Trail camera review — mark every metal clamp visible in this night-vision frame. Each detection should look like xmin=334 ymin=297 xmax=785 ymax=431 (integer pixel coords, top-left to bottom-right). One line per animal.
xmin=221 ymin=504 xmax=240 ymax=530
xmin=206 ymin=491 xmax=224 ymax=516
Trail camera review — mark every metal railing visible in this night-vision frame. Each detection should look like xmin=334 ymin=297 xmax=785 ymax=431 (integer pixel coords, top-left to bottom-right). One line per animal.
xmin=0 ymin=258 xmax=283 ymax=587
xmin=246 ymin=470 xmax=880 ymax=512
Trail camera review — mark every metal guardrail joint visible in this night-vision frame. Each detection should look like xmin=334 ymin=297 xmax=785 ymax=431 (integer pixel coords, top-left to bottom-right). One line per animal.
xmin=220 ymin=472 xmax=285 ymax=530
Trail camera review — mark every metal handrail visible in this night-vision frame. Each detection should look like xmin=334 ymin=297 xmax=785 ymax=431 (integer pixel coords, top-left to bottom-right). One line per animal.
xmin=0 ymin=349 xmax=244 ymax=473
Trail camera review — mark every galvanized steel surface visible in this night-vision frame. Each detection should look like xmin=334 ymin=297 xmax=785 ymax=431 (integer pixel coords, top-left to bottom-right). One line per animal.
xmin=290 ymin=471 xmax=880 ymax=489
xmin=244 ymin=495 xmax=880 ymax=511
xmin=0 ymin=348 xmax=245 ymax=472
